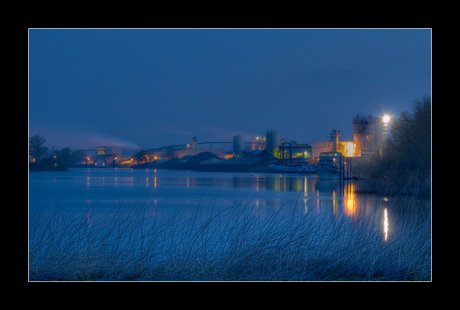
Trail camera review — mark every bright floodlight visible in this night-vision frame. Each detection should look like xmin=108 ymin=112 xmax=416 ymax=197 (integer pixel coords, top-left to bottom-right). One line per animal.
xmin=383 ymin=114 xmax=391 ymax=124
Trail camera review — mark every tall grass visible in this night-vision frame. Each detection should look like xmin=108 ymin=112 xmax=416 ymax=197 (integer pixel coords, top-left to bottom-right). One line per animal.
xmin=29 ymin=197 xmax=431 ymax=281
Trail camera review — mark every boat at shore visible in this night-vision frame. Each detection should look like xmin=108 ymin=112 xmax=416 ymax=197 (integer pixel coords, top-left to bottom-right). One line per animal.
xmin=315 ymin=152 xmax=346 ymax=180
xmin=268 ymin=164 xmax=316 ymax=174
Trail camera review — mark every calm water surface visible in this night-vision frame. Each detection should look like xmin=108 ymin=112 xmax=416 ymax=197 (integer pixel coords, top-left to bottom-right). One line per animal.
xmin=29 ymin=168 xmax=430 ymax=242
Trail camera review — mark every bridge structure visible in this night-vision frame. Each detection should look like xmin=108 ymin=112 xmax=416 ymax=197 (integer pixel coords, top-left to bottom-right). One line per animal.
xmin=108 ymin=139 xmax=268 ymax=164
xmin=145 ymin=141 xmax=233 ymax=153
xmin=141 ymin=141 xmax=264 ymax=162
xmin=78 ymin=141 xmax=265 ymax=165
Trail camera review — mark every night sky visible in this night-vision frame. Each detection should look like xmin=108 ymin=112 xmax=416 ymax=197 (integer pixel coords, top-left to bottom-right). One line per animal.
xmin=29 ymin=29 xmax=431 ymax=150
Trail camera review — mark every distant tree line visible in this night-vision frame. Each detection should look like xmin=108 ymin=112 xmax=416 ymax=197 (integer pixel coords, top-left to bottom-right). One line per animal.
xmin=29 ymin=134 xmax=87 ymax=171
xmin=353 ymin=96 xmax=431 ymax=193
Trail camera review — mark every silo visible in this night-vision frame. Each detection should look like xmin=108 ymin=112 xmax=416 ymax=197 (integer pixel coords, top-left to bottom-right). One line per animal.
xmin=352 ymin=115 xmax=364 ymax=135
xmin=352 ymin=115 xmax=364 ymax=151
xmin=233 ymin=134 xmax=244 ymax=156
xmin=266 ymin=130 xmax=280 ymax=155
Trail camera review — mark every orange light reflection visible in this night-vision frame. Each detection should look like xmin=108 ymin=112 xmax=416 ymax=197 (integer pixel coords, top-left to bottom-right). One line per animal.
xmin=343 ymin=183 xmax=356 ymax=217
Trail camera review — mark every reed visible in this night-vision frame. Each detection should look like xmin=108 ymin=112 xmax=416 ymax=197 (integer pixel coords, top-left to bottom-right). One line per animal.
xmin=29 ymin=196 xmax=431 ymax=281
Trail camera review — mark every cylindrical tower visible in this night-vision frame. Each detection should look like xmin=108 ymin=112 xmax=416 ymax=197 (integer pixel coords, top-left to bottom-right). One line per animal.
xmin=266 ymin=130 xmax=280 ymax=156
xmin=352 ymin=115 xmax=364 ymax=139
xmin=233 ymin=134 xmax=244 ymax=156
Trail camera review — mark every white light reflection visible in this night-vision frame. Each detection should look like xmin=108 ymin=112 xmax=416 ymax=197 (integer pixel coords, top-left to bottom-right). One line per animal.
xmin=384 ymin=208 xmax=389 ymax=241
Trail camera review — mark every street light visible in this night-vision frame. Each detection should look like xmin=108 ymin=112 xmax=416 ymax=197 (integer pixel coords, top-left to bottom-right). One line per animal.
xmin=383 ymin=114 xmax=391 ymax=126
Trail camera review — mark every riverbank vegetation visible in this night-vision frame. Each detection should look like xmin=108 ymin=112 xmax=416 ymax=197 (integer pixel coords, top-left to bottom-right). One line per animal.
xmin=29 ymin=196 xmax=431 ymax=281
xmin=351 ymin=96 xmax=431 ymax=197
xmin=29 ymin=135 xmax=87 ymax=171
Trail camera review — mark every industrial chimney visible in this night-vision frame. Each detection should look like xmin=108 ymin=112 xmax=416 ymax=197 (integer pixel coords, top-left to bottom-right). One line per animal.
xmin=331 ymin=129 xmax=340 ymax=152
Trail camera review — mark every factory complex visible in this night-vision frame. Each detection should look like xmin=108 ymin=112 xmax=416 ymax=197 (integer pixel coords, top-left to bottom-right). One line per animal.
xmin=80 ymin=114 xmax=390 ymax=177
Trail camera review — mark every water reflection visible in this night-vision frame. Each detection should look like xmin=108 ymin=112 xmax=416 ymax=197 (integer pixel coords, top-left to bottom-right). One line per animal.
xmin=81 ymin=172 xmax=351 ymax=196
xmin=384 ymin=208 xmax=389 ymax=241
xmin=93 ymin=175 xmax=324 ymax=193
xmin=344 ymin=183 xmax=355 ymax=217
xmin=29 ymin=169 xmax=431 ymax=243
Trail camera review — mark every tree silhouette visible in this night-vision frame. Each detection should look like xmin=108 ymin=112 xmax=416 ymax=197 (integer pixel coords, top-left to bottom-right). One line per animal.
xmin=29 ymin=134 xmax=48 ymax=163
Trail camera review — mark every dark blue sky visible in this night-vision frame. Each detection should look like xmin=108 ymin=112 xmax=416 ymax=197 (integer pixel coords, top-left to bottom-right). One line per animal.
xmin=29 ymin=29 xmax=431 ymax=150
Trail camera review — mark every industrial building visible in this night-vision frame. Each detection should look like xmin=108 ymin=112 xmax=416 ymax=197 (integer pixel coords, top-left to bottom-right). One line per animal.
xmin=280 ymin=142 xmax=312 ymax=160
xmin=251 ymin=136 xmax=266 ymax=150
xmin=312 ymin=130 xmax=356 ymax=161
xmin=86 ymin=114 xmax=390 ymax=169
xmin=68 ymin=104 xmax=396 ymax=171
xmin=311 ymin=114 xmax=390 ymax=161
xmin=88 ymin=112 xmax=389 ymax=169
xmin=352 ymin=114 xmax=389 ymax=157
xmin=96 ymin=146 xmax=122 ymax=166
xmin=233 ymin=131 xmax=311 ymax=161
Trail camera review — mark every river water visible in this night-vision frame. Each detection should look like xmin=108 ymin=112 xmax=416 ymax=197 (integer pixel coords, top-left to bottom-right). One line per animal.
xmin=29 ymin=168 xmax=430 ymax=243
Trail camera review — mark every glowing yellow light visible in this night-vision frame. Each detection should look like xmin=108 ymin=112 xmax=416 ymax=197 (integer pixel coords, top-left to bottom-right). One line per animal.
xmin=344 ymin=142 xmax=355 ymax=157
xmin=383 ymin=114 xmax=391 ymax=124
